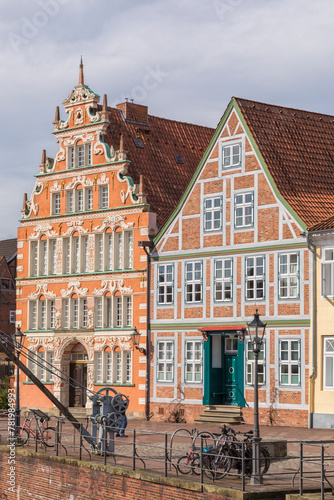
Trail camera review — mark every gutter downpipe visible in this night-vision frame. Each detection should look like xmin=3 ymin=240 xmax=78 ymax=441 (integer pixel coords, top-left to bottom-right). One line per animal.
xmin=305 ymin=231 xmax=316 ymax=428
xmin=143 ymin=245 xmax=151 ymax=421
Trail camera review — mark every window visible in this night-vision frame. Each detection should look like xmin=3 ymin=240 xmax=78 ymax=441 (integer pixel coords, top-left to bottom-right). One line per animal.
xmin=246 ymin=340 xmax=266 ymax=385
xmin=185 ymin=261 xmax=203 ymax=303
xmin=185 ymin=340 xmax=202 ymax=383
xmin=29 ymin=300 xmax=55 ymax=330
xmin=63 ymin=235 xmax=91 ymax=274
xmin=324 ymin=337 xmax=334 ymax=389
xmin=95 ymin=231 xmax=133 ymax=272
xmin=9 ymin=310 xmax=15 ymax=324
xmin=52 ymin=193 xmax=61 ymax=215
xmin=279 ymin=339 xmax=301 ymax=386
xmin=222 ymin=142 xmax=241 ymax=168
xmin=234 ymin=191 xmax=254 ymax=228
xmin=30 ymin=239 xmax=58 ymax=277
xmin=278 ymin=253 xmax=299 ymax=299
xmin=158 ymin=264 xmax=174 ymax=305
xmin=204 ymin=196 xmax=223 ymax=232
xmin=94 ymin=349 xmax=132 ymax=384
xmin=67 ymin=187 xmax=93 ymax=213
xmin=157 ymin=340 xmax=174 ymax=382
xmin=94 ymin=295 xmax=133 ymax=329
xmin=61 ymin=297 xmax=88 ymax=329
xmin=214 ymin=258 xmax=233 ymax=301
xmin=245 ymin=256 xmax=265 ymax=300
xmin=28 ymin=350 xmax=54 ymax=382
xmin=67 ymin=143 xmax=92 ymax=169
xmin=323 ymin=248 xmax=334 ymax=297
xmin=99 ymin=186 xmax=109 ymax=209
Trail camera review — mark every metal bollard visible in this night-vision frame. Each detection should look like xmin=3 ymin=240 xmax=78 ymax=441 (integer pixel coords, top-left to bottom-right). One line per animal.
xmin=132 ymin=429 xmax=136 ymax=471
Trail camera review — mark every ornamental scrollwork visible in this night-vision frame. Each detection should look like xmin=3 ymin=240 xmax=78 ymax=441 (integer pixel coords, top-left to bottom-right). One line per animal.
xmin=60 ymin=282 xmax=88 ymax=297
xmin=92 ymin=280 xmax=133 ymax=296
xmin=29 ymin=223 xmax=57 ymax=239
xmin=93 ymin=214 xmax=134 ymax=232
xmin=27 ymin=284 xmax=56 ymax=300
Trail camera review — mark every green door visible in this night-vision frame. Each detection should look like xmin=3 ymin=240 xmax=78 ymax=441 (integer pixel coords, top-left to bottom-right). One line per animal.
xmin=203 ymin=332 xmax=244 ymax=407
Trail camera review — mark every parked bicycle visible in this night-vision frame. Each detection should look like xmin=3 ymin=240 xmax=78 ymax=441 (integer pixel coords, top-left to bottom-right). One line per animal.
xmin=177 ymin=429 xmax=216 ymax=475
xmin=15 ymin=409 xmax=56 ymax=447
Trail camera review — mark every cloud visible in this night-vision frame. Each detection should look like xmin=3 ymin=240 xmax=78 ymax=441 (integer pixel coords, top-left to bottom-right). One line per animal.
xmin=0 ymin=0 xmax=334 ymax=237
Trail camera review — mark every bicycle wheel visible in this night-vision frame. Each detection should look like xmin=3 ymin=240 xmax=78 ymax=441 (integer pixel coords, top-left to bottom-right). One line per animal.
xmin=14 ymin=428 xmax=29 ymax=446
xmin=193 ymin=431 xmax=216 ymax=451
xmin=211 ymin=451 xmax=232 ymax=480
xmin=177 ymin=454 xmax=194 ymax=474
xmin=42 ymin=426 xmax=56 ymax=447
xmin=203 ymin=454 xmax=215 ymax=479
xmin=190 ymin=454 xmax=201 ymax=475
xmin=259 ymin=447 xmax=270 ymax=475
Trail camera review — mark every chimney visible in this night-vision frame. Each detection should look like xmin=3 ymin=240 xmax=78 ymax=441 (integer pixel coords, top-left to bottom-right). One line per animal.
xmin=116 ymin=101 xmax=149 ymax=125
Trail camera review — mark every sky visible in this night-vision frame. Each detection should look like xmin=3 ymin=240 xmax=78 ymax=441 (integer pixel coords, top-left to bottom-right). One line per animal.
xmin=1 ymin=0 xmax=334 ymax=239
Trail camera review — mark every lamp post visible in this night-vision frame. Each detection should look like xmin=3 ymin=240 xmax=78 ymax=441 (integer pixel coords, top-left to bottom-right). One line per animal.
xmin=13 ymin=327 xmax=25 ymax=436
xmin=246 ymin=309 xmax=266 ymax=485
xmin=130 ymin=327 xmax=147 ymax=356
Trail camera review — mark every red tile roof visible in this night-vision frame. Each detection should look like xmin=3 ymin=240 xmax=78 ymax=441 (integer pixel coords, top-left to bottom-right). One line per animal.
xmin=308 ymin=215 xmax=334 ymax=232
xmin=235 ymin=98 xmax=334 ymax=229
xmin=103 ymin=103 xmax=214 ymax=227
xmin=0 ymin=238 xmax=17 ymax=261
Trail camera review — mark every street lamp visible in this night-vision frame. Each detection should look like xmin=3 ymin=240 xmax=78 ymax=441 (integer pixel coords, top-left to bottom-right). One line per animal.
xmin=130 ymin=327 xmax=147 ymax=356
xmin=12 ymin=327 xmax=25 ymax=436
xmin=246 ymin=309 xmax=266 ymax=485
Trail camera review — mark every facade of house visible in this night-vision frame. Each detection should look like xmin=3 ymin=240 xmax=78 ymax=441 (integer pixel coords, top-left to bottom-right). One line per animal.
xmin=150 ymin=98 xmax=334 ymax=426
xmin=16 ymin=63 xmax=213 ymax=417
xmin=306 ymin=216 xmax=334 ymax=428
xmin=0 ymin=238 xmax=17 ymax=381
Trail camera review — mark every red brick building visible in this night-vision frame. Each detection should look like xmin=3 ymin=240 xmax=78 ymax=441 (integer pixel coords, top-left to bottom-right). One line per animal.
xmin=150 ymin=98 xmax=334 ymax=426
xmin=16 ymin=62 xmax=213 ymax=417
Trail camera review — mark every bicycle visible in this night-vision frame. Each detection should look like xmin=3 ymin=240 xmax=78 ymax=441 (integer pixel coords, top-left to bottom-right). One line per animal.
xmin=177 ymin=429 xmax=216 ymax=476
xmin=15 ymin=409 xmax=56 ymax=447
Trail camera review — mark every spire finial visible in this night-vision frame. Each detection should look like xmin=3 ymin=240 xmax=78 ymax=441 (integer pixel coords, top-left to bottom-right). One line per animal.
xmin=79 ymin=56 xmax=84 ymax=85
xmin=42 ymin=149 xmax=46 ymax=164
xmin=103 ymin=94 xmax=107 ymax=111
xmin=55 ymin=106 xmax=60 ymax=122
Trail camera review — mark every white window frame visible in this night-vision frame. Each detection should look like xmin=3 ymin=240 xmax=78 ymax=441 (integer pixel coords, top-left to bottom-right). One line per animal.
xmin=278 ymin=252 xmax=299 ymax=299
xmin=157 ymin=340 xmax=174 ymax=383
xmin=324 ymin=337 xmax=334 ymax=389
xmin=95 ymin=230 xmax=133 ymax=272
xmin=94 ymin=349 xmax=132 ymax=384
xmin=185 ymin=261 xmax=203 ymax=304
xmin=245 ymin=340 xmax=266 ymax=386
xmin=52 ymin=193 xmax=61 ymax=215
xmin=322 ymin=248 xmax=334 ymax=298
xmin=29 ymin=299 xmax=55 ymax=330
xmin=222 ymin=142 xmax=242 ymax=169
xmin=30 ymin=238 xmax=58 ymax=277
xmin=184 ymin=340 xmax=203 ymax=384
xmin=157 ymin=264 xmax=174 ymax=305
xmin=67 ymin=143 xmax=92 ymax=170
xmin=94 ymin=295 xmax=133 ymax=329
xmin=234 ymin=191 xmax=254 ymax=229
xmin=214 ymin=258 xmax=233 ymax=302
xmin=61 ymin=297 xmax=88 ymax=329
xmin=279 ymin=338 xmax=301 ymax=386
xmin=245 ymin=255 xmax=265 ymax=301
xmin=99 ymin=186 xmax=109 ymax=209
xmin=203 ymin=196 xmax=223 ymax=232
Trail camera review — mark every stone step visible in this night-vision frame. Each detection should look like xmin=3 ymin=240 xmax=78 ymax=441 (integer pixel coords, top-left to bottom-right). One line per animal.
xmin=195 ymin=415 xmax=242 ymax=423
xmin=68 ymin=407 xmax=88 ymax=419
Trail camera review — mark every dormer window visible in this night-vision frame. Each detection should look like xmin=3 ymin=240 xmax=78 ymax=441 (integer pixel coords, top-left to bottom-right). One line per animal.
xmin=68 ymin=143 xmax=92 ymax=169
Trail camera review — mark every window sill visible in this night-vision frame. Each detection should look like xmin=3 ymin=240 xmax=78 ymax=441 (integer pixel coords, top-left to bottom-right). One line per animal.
xmin=23 ymin=381 xmax=53 ymax=385
xmin=93 ymin=383 xmax=134 ymax=387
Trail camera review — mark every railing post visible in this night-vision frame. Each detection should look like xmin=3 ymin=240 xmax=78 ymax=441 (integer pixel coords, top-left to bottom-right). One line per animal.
xmin=299 ymin=442 xmax=303 ymax=495
xmin=241 ymin=441 xmax=245 ymax=491
xmin=55 ymin=420 xmax=59 ymax=456
xmin=321 ymin=445 xmax=324 ymax=500
xmin=35 ymin=419 xmax=38 ymax=452
xmin=132 ymin=429 xmax=136 ymax=471
xmin=200 ymin=436 xmax=204 ymax=493
xmin=164 ymin=432 xmax=168 ymax=477
xmin=103 ymin=421 xmax=107 ymax=466
xmin=79 ymin=423 xmax=82 ymax=461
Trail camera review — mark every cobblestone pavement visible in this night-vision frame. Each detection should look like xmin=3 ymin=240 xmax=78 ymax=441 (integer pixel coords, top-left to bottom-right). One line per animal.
xmin=1 ymin=417 xmax=334 ymax=495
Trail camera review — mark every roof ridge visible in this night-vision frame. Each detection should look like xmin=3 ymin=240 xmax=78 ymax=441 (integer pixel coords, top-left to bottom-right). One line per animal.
xmin=234 ymin=96 xmax=334 ymax=120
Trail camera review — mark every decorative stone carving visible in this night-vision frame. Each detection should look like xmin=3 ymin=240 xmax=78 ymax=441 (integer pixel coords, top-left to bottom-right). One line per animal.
xmin=87 ymin=308 xmax=94 ymax=329
xmin=93 ymin=335 xmax=132 ymax=352
xmin=58 ymin=108 xmax=72 ymax=129
xmin=74 ymin=107 xmax=84 ymax=125
xmin=117 ymin=170 xmax=139 ymax=205
xmin=62 ymin=220 xmax=88 ymax=236
xmin=65 ymin=175 xmax=94 ymax=190
xmin=63 ymin=85 xmax=99 ymax=107
xmin=28 ymin=285 xmax=56 ymax=300
xmin=50 ymin=181 xmax=62 ymax=193
xmin=97 ymin=173 xmax=109 ymax=186
xmin=55 ymin=139 xmax=66 ymax=161
xmin=92 ymin=280 xmax=133 ymax=296
xmin=93 ymin=215 xmax=134 ymax=233
xmin=29 ymin=223 xmax=57 ymax=239
xmin=22 ymin=181 xmax=43 ymax=219
xmin=60 ymin=282 xmax=88 ymax=297
xmin=55 ymin=309 xmax=62 ymax=329
xmin=85 ymin=104 xmax=101 ymax=123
